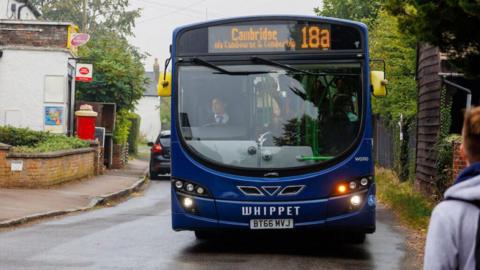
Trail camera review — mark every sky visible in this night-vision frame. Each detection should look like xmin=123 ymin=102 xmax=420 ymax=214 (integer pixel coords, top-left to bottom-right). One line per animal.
xmin=128 ymin=0 xmax=321 ymax=71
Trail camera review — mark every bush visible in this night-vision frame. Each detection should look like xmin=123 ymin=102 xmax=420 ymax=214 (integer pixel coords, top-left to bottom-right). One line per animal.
xmin=113 ymin=109 xmax=132 ymax=145
xmin=127 ymin=113 xmax=141 ymax=154
xmin=0 ymin=126 xmax=49 ymax=147
xmin=0 ymin=126 xmax=89 ymax=153
xmin=434 ymin=134 xmax=462 ymax=196
xmin=12 ymin=135 xmax=89 ymax=153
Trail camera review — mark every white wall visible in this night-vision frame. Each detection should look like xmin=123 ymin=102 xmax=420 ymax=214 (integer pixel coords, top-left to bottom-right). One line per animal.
xmin=0 ymin=0 xmax=37 ymax=20
xmin=135 ymin=96 xmax=161 ymax=142
xmin=0 ymin=48 xmax=71 ymax=132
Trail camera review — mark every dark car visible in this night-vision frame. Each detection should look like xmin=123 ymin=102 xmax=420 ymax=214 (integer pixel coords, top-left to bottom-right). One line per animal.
xmin=148 ymin=130 xmax=170 ymax=179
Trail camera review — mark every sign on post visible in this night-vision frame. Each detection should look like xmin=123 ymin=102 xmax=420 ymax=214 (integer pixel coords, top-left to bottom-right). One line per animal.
xmin=75 ymin=63 xmax=93 ymax=82
xmin=70 ymin=33 xmax=90 ymax=47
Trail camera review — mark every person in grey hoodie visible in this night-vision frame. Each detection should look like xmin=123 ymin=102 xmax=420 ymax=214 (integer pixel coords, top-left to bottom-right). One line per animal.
xmin=424 ymin=108 xmax=480 ymax=270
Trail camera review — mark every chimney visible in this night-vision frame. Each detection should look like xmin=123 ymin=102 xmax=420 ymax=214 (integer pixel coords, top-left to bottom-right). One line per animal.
xmin=153 ymin=58 xmax=160 ymax=84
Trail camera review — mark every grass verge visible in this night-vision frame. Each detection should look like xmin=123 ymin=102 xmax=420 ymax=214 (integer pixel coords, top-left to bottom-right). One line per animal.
xmin=376 ymin=167 xmax=434 ymax=231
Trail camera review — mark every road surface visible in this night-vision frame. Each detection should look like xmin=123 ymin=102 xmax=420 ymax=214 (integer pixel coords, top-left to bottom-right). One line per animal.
xmin=0 ymin=181 xmax=418 ymax=270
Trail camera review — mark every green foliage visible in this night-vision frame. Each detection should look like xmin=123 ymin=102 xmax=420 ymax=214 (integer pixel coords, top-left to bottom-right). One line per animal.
xmin=315 ymin=3 xmax=417 ymax=122
xmin=376 ymin=167 xmax=433 ymax=230
xmin=432 ymin=87 xmax=457 ymax=196
xmin=113 ymin=109 xmax=132 ymax=144
xmin=160 ymin=97 xmax=171 ymax=130
xmin=127 ymin=113 xmax=141 ymax=154
xmin=0 ymin=126 xmax=50 ymax=147
xmin=370 ymin=10 xmax=417 ymax=121
xmin=315 ymin=2 xmax=418 ymax=183
xmin=314 ymin=0 xmax=382 ymax=28
xmin=0 ymin=126 xmax=89 ymax=153
xmin=31 ymin=0 xmax=141 ymax=36
xmin=385 ymin=0 xmax=480 ymax=78
xmin=12 ymin=136 xmax=89 ymax=153
xmin=439 ymin=86 xmax=453 ymax=140
xmin=76 ymin=32 xmax=147 ymax=112
xmin=434 ymin=134 xmax=462 ymax=197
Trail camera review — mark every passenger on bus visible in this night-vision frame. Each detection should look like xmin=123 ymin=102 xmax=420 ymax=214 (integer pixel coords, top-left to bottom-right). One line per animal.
xmin=424 ymin=107 xmax=480 ymax=270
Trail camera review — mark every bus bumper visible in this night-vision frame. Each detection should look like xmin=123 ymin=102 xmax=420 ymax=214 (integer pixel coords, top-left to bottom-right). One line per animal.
xmin=172 ymin=185 xmax=376 ymax=233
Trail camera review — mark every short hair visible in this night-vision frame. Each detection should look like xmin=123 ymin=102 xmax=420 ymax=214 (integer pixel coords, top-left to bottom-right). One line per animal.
xmin=463 ymin=107 xmax=480 ymax=161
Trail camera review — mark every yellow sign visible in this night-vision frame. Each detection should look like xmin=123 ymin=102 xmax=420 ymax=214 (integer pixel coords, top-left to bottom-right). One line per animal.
xmin=67 ymin=25 xmax=80 ymax=56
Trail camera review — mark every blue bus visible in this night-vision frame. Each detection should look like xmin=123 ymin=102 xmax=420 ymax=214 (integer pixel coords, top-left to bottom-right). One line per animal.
xmin=159 ymin=16 xmax=387 ymax=243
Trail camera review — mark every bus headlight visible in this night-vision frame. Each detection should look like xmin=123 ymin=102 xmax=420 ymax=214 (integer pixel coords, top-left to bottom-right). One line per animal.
xmin=186 ymin=183 xmax=195 ymax=192
xmin=175 ymin=180 xmax=183 ymax=189
xmin=360 ymin=178 xmax=368 ymax=186
xmin=332 ymin=176 xmax=373 ymax=196
xmin=350 ymin=195 xmax=362 ymax=206
xmin=183 ymin=197 xmax=194 ymax=208
xmin=172 ymin=179 xmax=211 ymax=198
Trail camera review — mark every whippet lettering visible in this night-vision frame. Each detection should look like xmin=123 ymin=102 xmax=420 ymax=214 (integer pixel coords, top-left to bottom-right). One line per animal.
xmin=241 ymin=206 xmax=300 ymax=216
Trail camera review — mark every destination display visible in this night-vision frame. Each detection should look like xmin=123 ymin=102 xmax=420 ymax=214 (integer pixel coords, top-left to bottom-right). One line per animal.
xmin=176 ymin=20 xmax=363 ymax=55
xmin=208 ymin=24 xmax=330 ymax=53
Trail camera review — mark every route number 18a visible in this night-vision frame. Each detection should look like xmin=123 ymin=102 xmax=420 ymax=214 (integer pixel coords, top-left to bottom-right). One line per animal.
xmin=301 ymin=26 xmax=330 ymax=49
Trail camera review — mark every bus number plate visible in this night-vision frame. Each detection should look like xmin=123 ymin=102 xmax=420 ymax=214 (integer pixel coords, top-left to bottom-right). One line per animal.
xmin=250 ymin=219 xmax=294 ymax=229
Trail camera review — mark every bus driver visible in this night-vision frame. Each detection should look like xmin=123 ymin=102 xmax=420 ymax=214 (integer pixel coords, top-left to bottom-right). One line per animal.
xmin=211 ymin=97 xmax=229 ymax=124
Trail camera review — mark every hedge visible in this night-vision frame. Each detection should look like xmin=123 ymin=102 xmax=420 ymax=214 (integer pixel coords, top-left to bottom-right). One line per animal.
xmin=0 ymin=126 xmax=89 ymax=153
xmin=127 ymin=113 xmax=141 ymax=154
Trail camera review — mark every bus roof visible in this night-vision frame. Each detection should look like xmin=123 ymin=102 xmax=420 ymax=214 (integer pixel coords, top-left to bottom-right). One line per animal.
xmin=172 ymin=15 xmax=368 ymax=37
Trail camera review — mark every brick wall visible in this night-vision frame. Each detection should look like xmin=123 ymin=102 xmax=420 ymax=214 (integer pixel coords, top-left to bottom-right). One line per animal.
xmin=112 ymin=143 xmax=129 ymax=169
xmin=0 ymin=22 xmax=69 ymax=48
xmin=0 ymin=146 xmax=97 ymax=188
xmin=452 ymin=140 xmax=467 ymax=181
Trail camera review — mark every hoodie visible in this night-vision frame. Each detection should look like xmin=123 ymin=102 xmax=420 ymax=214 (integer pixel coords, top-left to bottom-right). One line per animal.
xmin=424 ymin=174 xmax=480 ymax=270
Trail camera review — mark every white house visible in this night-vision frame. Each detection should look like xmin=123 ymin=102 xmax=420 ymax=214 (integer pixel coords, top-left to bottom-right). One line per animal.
xmin=0 ymin=0 xmax=40 ymax=20
xmin=0 ymin=6 xmax=77 ymax=134
xmin=135 ymin=59 xmax=161 ymax=142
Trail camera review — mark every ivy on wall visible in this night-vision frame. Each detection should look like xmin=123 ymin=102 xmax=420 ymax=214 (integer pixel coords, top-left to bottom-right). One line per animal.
xmin=434 ymin=86 xmax=459 ymax=196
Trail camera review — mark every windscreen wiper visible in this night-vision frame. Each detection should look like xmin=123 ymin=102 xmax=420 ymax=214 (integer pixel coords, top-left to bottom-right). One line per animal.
xmin=251 ymin=56 xmax=360 ymax=77
xmin=251 ymin=56 xmax=316 ymax=76
xmin=192 ymin=57 xmax=271 ymax=75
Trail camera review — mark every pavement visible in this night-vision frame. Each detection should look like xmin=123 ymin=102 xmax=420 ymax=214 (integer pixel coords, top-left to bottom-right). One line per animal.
xmin=0 ymin=181 xmax=419 ymax=270
xmin=0 ymin=159 xmax=149 ymax=227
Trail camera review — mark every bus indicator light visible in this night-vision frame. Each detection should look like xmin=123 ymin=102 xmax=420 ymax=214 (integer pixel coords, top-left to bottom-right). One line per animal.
xmin=337 ymin=184 xmax=347 ymax=194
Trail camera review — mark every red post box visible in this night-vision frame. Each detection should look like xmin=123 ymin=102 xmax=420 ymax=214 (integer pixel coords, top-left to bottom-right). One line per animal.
xmin=75 ymin=104 xmax=98 ymax=140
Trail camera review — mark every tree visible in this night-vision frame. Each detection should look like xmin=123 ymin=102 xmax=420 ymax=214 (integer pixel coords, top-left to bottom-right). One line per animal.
xmin=76 ymin=32 xmax=147 ymax=112
xmin=370 ymin=10 xmax=417 ymax=121
xmin=160 ymin=97 xmax=171 ymax=130
xmin=31 ymin=0 xmax=140 ymax=36
xmin=385 ymin=0 xmax=480 ymax=77
xmin=314 ymin=0 xmax=382 ymax=28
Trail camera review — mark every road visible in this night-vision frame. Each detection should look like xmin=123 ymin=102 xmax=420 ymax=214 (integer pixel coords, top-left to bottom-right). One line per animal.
xmin=0 ymin=181 xmax=418 ymax=270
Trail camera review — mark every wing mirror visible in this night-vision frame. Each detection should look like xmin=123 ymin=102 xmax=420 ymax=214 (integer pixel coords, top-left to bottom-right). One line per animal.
xmin=371 ymin=71 xmax=388 ymax=97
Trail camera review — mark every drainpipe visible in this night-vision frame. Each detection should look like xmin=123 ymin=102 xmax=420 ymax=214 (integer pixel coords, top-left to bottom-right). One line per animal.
xmin=439 ymin=73 xmax=472 ymax=111
xmin=17 ymin=4 xmax=27 ymax=20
